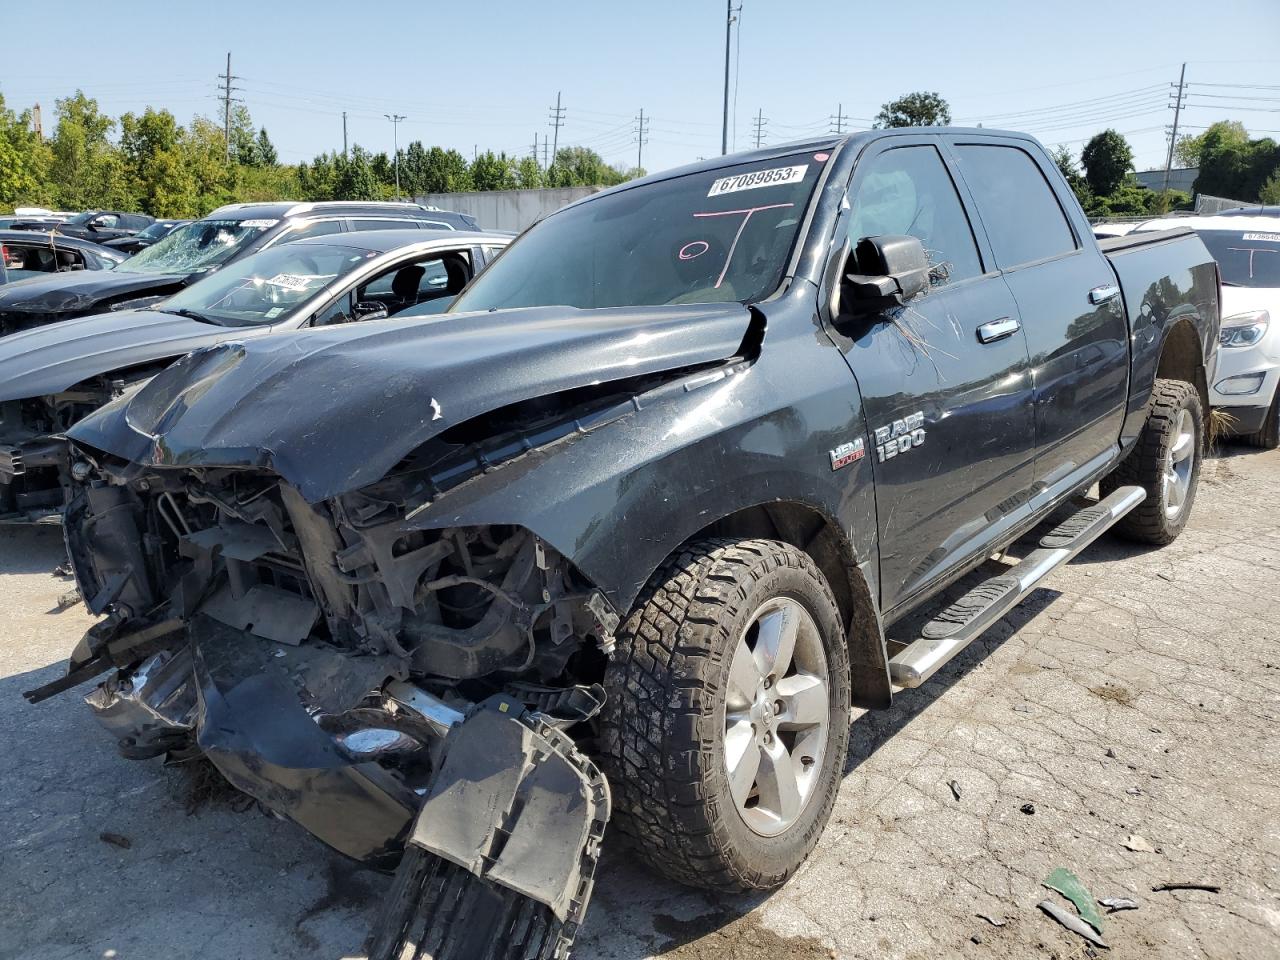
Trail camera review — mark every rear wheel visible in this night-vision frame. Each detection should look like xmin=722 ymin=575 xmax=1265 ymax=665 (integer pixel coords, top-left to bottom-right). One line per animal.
xmin=1102 ymin=378 xmax=1203 ymax=544
xmin=598 ymin=538 xmax=851 ymax=891
xmin=1243 ymin=388 xmax=1280 ymax=450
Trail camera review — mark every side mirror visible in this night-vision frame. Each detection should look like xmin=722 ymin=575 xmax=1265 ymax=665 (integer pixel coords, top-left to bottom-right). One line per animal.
xmin=352 ymin=300 xmax=389 ymax=322
xmin=843 ymin=235 xmax=930 ymax=313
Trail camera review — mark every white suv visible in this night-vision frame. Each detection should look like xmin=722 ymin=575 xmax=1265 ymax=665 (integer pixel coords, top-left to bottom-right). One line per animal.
xmin=1137 ymin=214 xmax=1279 ymax=448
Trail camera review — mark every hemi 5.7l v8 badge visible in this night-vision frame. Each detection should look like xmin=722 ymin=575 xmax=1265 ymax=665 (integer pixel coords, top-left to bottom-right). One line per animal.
xmin=829 ymin=438 xmax=865 ymax=470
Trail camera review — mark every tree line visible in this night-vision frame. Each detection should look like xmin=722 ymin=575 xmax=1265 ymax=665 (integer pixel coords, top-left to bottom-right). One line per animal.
xmin=3 ymin=87 xmax=1276 ymax=220
xmin=0 ymin=89 xmax=640 ymax=218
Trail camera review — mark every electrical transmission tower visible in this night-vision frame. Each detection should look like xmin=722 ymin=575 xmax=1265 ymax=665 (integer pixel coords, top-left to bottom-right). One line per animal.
xmin=830 ymin=103 xmax=848 ymax=135
xmin=217 ymin=52 xmax=242 ymax=162
xmin=634 ymin=108 xmax=650 ymax=172
xmin=548 ymin=92 xmax=566 ymax=168
xmin=1162 ymin=63 xmax=1188 ymax=194
xmin=752 ymin=109 xmax=768 ymax=149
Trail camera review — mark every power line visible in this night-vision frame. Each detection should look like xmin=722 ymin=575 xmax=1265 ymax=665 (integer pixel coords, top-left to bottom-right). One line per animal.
xmin=548 ymin=91 xmax=565 ymax=168
xmin=634 ymin=108 xmax=650 ymax=172
xmin=752 ymin=108 xmax=768 ymax=149
xmin=1163 ymin=63 xmax=1187 ymax=194
xmin=217 ymin=51 xmax=242 ymax=162
xmin=829 ymin=103 xmax=848 ymax=135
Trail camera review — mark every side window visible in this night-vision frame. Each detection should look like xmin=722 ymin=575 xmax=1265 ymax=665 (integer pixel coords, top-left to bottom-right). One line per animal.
xmin=282 ymin=219 xmax=345 ymax=242
xmin=953 ymin=145 xmax=1077 ymax=267
xmin=349 ymin=218 xmax=416 ymax=233
xmin=481 ymin=244 xmax=505 ymax=264
xmin=357 ymin=251 xmax=473 ymax=316
xmin=94 ymin=214 xmax=120 ymax=228
xmin=313 ymin=290 xmax=354 ymax=327
xmin=848 ymin=145 xmax=983 ymax=283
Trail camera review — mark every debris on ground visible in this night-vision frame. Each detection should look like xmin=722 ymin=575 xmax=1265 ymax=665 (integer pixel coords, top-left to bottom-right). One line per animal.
xmin=1043 ymin=868 xmax=1104 ymax=934
xmin=1105 ymin=748 xmax=1117 ymax=758
xmin=1125 ymin=787 xmax=1144 ymax=796
xmin=975 ymin=913 xmax=1008 ymax=927
xmin=1122 ymin=834 xmax=1155 ymax=852
xmin=1020 ymin=802 xmax=1036 ymax=815
xmin=52 ymin=561 xmax=73 ymax=578
xmin=1098 ymin=897 xmax=1139 ymax=912
xmin=949 ymin=780 xmax=962 ymax=801
xmin=1037 ymin=899 xmax=1109 ymax=949
xmin=98 ymin=832 xmax=131 ymax=849
xmin=1152 ymin=882 xmax=1221 ymax=893
xmin=51 ymin=590 xmax=79 ymax=611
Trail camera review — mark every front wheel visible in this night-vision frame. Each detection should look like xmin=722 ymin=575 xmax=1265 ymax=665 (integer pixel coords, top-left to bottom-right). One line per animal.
xmin=598 ymin=538 xmax=851 ymax=891
xmin=1102 ymin=378 xmax=1203 ymax=544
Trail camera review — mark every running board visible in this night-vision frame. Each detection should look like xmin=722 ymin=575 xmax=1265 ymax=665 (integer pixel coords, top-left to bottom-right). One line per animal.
xmin=888 ymin=486 xmax=1145 ymax=689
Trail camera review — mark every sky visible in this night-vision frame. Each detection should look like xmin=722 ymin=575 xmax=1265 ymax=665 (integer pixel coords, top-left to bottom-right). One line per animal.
xmin=3 ymin=0 xmax=1279 ymax=178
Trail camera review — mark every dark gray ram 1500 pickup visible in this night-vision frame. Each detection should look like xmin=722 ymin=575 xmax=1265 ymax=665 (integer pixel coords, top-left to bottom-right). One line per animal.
xmin=31 ymin=129 xmax=1219 ymax=959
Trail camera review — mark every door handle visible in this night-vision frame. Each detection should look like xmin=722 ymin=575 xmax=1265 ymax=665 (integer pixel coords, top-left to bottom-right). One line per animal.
xmin=1089 ymin=283 xmax=1120 ymax=304
xmin=977 ymin=317 xmax=1020 ymax=344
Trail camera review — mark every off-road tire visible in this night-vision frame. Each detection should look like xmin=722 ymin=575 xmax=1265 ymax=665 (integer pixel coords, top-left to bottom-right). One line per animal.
xmin=1243 ymin=388 xmax=1280 ymax=450
xmin=1102 ymin=378 xmax=1203 ymax=544
xmin=598 ymin=537 xmax=851 ymax=891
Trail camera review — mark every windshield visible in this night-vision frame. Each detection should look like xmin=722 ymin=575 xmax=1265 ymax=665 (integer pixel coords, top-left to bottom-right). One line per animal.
xmin=118 ymin=218 xmax=277 ymax=275
xmin=1198 ymin=228 xmax=1280 ymax=287
xmin=452 ymin=151 xmax=827 ymax=311
xmin=135 ymin=222 xmax=171 ymax=240
xmin=65 ymin=211 xmax=96 ymax=226
xmin=159 ymin=242 xmax=377 ymax=327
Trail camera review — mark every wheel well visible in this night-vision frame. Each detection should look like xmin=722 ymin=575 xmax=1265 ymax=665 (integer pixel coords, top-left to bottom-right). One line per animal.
xmin=692 ymin=501 xmax=890 ymax=709
xmin=1157 ymin=319 xmax=1210 ymax=429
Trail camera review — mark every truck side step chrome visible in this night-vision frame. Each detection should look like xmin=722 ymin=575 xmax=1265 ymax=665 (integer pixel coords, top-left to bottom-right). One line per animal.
xmin=889 ymin=485 xmax=1145 ymax=689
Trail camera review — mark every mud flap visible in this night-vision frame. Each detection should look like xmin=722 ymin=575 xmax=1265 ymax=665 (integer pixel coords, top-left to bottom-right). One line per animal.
xmin=368 ymin=695 xmax=610 ymax=960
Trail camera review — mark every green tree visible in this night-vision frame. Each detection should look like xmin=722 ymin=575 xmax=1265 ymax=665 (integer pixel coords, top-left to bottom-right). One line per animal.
xmin=471 ymin=150 xmax=517 ymax=191
xmin=1194 ymin=123 xmax=1280 ymax=201
xmin=417 ymin=146 xmax=473 ymax=193
xmin=49 ymin=91 xmax=126 ymax=209
xmin=874 ymin=91 xmax=951 ymax=128
xmin=255 ymin=128 xmax=278 ymax=167
xmin=228 ymin=104 xmax=259 ymax=167
xmin=335 ymin=145 xmax=379 ymax=200
xmin=1081 ymin=129 xmax=1133 ymax=197
xmin=1174 ymin=120 xmax=1246 ymax=167
xmin=0 ymin=93 xmax=49 ymax=208
xmin=546 ymin=146 xmax=629 ymax=187
xmin=515 ymin=156 xmax=544 ymax=190
xmin=298 ymin=152 xmax=338 ymax=201
xmin=1259 ymin=170 xmax=1280 ymax=205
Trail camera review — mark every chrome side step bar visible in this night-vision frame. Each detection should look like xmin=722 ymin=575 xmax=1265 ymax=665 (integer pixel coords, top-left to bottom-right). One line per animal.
xmin=888 ymin=485 xmax=1145 ymax=689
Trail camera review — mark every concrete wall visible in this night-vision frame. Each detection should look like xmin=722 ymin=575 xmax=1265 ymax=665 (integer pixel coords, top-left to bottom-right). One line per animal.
xmin=414 ymin=186 xmax=603 ymax=232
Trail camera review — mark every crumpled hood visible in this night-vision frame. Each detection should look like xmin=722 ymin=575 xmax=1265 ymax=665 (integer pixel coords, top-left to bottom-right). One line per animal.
xmin=68 ymin=303 xmax=755 ymax=502
xmin=0 ymin=309 xmax=268 ymax=402
xmin=0 ymin=269 xmax=188 ymax=318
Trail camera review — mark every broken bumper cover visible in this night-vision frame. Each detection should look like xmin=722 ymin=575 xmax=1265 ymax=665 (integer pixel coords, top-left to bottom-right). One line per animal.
xmin=370 ymin=696 xmax=610 ymax=960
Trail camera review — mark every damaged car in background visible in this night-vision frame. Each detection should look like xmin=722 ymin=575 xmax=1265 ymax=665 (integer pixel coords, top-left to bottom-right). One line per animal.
xmin=30 ymin=128 xmax=1218 ymax=959
xmin=0 ymin=229 xmax=505 ymax=522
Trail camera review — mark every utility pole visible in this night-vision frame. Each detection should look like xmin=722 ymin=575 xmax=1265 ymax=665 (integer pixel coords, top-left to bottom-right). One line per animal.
xmin=342 ymin=112 xmax=348 ymax=158
xmin=720 ymin=0 xmax=735 ymax=155
xmin=542 ymin=137 xmax=550 ymax=170
xmin=634 ymin=108 xmax=650 ymax=172
xmin=385 ymin=113 xmax=406 ymax=199
xmin=829 ymin=103 xmax=848 ymax=135
xmin=548 ymin=92 xmax=565 ymax=169
xmin=752 ymin=108 xmax=767 ymax=149
xmin=1163 ymin=62 xmax=1187 ymax=195
xmin=531 ymin=131 xmax=540 ymax=164
xmin=218 ymin=52 xmax=241 ymax=162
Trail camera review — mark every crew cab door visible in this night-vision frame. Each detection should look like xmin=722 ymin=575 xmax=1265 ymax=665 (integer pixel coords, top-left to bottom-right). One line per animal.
xmin=828 ymin=139 xmax=1037 ymax=614
xmin=949 ymin=140 xmax=1129 ymax=485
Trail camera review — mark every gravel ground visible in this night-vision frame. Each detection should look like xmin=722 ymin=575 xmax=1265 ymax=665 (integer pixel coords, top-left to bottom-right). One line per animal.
xmin=1 ymin=446 xmax=1277 ymax=960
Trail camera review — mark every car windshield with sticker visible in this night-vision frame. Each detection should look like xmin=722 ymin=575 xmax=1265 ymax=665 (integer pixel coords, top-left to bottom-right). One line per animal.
xmin=158 ymin=242 xmax=376 ymax=327
xmin=452 ymin=151 xmax=829 ymax=310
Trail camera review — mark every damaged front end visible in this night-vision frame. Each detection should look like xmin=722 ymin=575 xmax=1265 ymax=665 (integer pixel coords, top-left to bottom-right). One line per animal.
xmin=36 ymin=446 xmax=617 ymax=948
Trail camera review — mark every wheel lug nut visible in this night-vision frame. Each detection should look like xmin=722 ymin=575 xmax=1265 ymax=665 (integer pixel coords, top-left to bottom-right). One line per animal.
xmin=763 ymin=732 xmax=773 ymax=746
xmin=774 ymin=699 xmax=784 ymax=715
xmin=763 ymin=676 xmax=774 ymax=690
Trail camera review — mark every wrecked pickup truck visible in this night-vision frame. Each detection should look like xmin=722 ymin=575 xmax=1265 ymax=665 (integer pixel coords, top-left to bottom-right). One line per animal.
xmin=0 ymin=229 xmax=505 ymax=522
xmin=32 ymin=129 xmax=1218 ymax=959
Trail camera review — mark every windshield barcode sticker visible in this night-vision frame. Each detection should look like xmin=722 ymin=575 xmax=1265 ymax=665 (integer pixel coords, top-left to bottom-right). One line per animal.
xmin=1242 ymin=233 xmax=1280 ymax=242
xmin=708 ymin=164 xmax=808 ymax=197
xmin=240 ymin=219 xmax=280 ymax=228
xmin=265 ymin=273 xmax=312 ymax=291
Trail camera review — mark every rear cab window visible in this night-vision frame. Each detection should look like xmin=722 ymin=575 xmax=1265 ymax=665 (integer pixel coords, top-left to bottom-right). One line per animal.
xmin=953 ymin=144 xmax=1078 ymax=268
